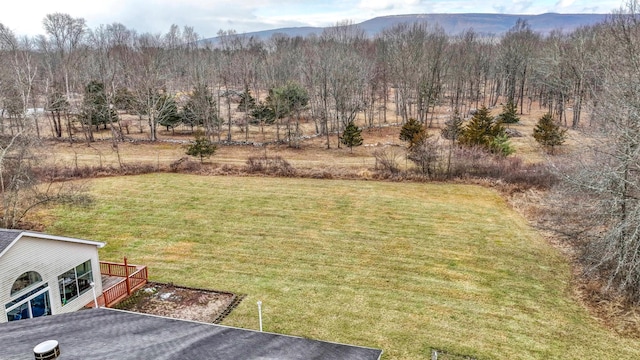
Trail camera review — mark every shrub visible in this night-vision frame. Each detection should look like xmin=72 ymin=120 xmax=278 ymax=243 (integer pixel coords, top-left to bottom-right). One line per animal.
xmin=373 ymin=148 xmax=402 ymax=175
xmin=245 ymin=155 xmax=296 ymax=176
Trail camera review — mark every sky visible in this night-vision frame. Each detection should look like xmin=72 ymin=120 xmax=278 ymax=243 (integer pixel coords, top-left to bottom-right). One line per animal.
xmin=0 ymin=0 xmax=623 ymax=38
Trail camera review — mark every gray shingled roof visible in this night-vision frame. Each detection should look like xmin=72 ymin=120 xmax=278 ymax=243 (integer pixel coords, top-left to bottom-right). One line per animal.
xmin=0 ymin=229 xmax=22 ymax=255
xmin=0 ymin=308 xmax=383 ymax=359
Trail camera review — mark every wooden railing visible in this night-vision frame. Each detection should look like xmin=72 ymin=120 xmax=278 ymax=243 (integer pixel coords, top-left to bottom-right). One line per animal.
xmin=102 ymin=279 xmax=128 ymax=307
xmin=99 ymin=257 xmax=148 ymax=308
xmin=100 ymin=261 xmax=138 ymax=277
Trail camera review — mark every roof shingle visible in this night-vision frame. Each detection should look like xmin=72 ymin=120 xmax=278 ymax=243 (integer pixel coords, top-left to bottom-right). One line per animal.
xmin=0 ymin=229 xmax=22 ymax=255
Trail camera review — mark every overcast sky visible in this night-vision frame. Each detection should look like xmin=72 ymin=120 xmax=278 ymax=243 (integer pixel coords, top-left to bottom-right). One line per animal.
xmin=0 ymin=0 xmax=622 ymax=38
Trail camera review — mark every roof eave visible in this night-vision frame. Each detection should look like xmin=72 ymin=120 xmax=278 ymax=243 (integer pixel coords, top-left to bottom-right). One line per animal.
xmin=0 ymin=231 xmax=105 ymax=259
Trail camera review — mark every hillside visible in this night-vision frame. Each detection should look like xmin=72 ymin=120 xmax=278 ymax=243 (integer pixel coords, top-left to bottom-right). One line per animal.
xmin=202 ymin=12 xmax=608 ymax=43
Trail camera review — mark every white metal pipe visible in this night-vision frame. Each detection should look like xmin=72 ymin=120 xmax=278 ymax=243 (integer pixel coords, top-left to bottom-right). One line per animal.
xmin=90 ymin=282 xmax=98 ymax=308
xmin=257 ymin=300 xmax=263 ymax=332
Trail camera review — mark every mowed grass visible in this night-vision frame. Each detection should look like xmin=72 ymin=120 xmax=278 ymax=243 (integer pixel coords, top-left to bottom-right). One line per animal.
xmin=48 ymin=174 xmax=640 ymax=359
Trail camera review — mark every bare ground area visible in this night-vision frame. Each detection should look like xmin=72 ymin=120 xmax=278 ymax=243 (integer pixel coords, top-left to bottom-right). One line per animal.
xmin=114 ymin=282 xmax=243 ymax=324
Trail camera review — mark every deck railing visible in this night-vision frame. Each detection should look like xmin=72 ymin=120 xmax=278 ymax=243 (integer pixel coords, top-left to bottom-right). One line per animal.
xmin=100 ymin=261 xmax=138 ymax=278
xmin=99 ymin=257 xmax=148 ymax=308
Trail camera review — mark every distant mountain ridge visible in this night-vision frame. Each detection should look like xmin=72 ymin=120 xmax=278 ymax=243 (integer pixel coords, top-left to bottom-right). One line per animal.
xmin=203 ymin=13 xmax=608 ymax=43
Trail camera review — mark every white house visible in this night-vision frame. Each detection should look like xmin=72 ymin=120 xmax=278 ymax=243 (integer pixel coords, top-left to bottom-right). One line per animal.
xmin=0 ymin=229 xmax=105 ymax=323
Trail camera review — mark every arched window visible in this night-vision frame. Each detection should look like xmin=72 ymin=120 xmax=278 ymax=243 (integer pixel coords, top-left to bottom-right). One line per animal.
xmin=11 ymin=271 xmax=43 ymax=296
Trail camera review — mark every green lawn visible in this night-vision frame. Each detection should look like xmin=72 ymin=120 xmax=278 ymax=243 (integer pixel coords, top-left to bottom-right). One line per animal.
xmin=48 ymin=174 xmax=640 ymax=359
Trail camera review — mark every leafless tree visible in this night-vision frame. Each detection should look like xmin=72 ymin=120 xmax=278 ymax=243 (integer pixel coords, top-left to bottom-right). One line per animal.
xmin=561 ymin=0 xmax=640 ymax=302
xmin=499 ymin=19 xmax=540 ymax=113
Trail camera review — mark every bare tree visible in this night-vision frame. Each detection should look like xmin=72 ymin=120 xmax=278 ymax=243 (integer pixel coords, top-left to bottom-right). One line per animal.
xmin=499 ymin=19 xmax=540 ymax=113
xmin=562 ymin=0 xmax=640 ymax=303
xmin=41 ymin=13 xmax=87 ymax=101
xmin=0 ymin=118 xmax=90 ymax=228
xmin=0 ymin=25 xmax=39 ymax=137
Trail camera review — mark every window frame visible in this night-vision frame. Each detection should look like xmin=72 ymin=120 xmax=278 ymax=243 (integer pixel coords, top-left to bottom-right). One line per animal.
xmin=10 ymin=271 xmax=44 ymax=296
xmin=57 ymin=260 xmax=93 ymax=306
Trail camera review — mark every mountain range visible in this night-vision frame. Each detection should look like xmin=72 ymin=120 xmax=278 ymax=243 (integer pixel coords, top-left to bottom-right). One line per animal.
xmin=203 ymin=13 xmax=608 ymax=43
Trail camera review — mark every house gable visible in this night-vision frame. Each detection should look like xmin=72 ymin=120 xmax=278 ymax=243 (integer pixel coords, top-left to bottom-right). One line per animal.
xmin=0 ymin=230 xmax=105 ymax=259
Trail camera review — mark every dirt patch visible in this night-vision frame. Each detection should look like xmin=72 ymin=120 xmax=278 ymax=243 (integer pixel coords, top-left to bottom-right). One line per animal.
xmin=115 ymin=282 xmax=244 ymax=324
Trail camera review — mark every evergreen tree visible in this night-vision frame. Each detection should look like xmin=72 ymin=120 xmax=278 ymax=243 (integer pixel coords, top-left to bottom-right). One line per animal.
xmin=113 ymin=87 xmax=136 ymax=113
xmin=533 ymin=113 xmax=566 ymax=153
xmin=46 ymin=90 xmax=69 ymax=138
xmin=250 ymin=101 xmax=276 ymax=125
xmin=459 ymin=106 xmax=495 ymax=147
xmin=265 ymin=83 xmax=309 ymax=146
xmin=460 ymin=105 xmax=513 ymax=156
xmin=441 ymin=110 xmax=464 ymax=141
xmin=237 ymin=85 xmax=256 ymax=112
xmin=186 ymin=130 xmax=217 ymax=163
xmin=497 ymin=100 xmax=520 ymax=124
xmin=156 ymin=94 xmax=180 ymax=132
xmin=180 ymin=98 xmax=200 ymax=130
xmin=399 ymin=118 xmax=423 ymax=146
xmin=340 ymin=121 xmax=363 ymax=152
xmin=490 ymin=134 xmax=515 ymax=156
xmin=81 ymin=80 xmax=118 ymax=131
xmin=183 ymin=84 xmax=218 ymax=135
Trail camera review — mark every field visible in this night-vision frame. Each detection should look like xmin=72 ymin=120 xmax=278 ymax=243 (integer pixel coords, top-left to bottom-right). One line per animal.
xmin=45 ymin=174 xmax=640 ymax=359
xmin=38 ymin=102 xmax=577 ymax=172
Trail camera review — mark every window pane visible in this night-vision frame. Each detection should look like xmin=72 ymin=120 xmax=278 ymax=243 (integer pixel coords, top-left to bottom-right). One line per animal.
xmin=64 ymin=282 xmax=78 ymax=303
xmin=6 ymin=303 xmax=29 ymax=322
xmin=75 ymin=261 xmax=92 ymax=277
xmin=30 ymin=292 xmax=51 ymax=318
xmin=11 ymin=271 xmax=43 ymax=295
xmin=58 ymin=269 xmax=77 ymax=305
xmin=77 ymin=271 xmax=93 ymax=294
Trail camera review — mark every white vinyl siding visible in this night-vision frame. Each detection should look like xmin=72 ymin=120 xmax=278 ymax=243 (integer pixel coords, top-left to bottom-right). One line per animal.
xmin=0 ymin=236 xmax=102 ymax=323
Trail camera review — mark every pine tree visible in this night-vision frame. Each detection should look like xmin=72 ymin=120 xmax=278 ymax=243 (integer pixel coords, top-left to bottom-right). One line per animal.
xmin=490 ymin=134 xmax=515 ymax=156
xmin=459 ymin=106 xmax=494 ymax=148
xmin=497 ymin=100 xmax=520 ymax=124
xmin=237 ymin=85 xmax=256 ymax=112
xmin=186 ymin=130 xmax=217 ymax=163
xmin=81 ymin=80 xmax=118 ymax=131
xmin=340 ymin=121 xmax=363 ymax=152
xmin=533 ymin=113 xmax=566 ymax=153
xmin=156 ymin=94 xmax=180 ymax=132
xmin=399 ymin=118 xmax=423 ymax=146
xmin=460 ymin=105 xmax=513 ymax=156
xmin=113 ymin=87 xmax=136 ymax=113
xmin=441 ymin=110 xmax=464 ymax=141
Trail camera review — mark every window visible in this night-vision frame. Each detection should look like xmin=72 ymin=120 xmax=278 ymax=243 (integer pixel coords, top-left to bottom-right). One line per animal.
xmin=5 ymin=287 xmax=51 ymax=321
xmin=58 ymin=260 xmax=93 ymax=305
xmin=11 ymin=271 xmax=43 ymax=296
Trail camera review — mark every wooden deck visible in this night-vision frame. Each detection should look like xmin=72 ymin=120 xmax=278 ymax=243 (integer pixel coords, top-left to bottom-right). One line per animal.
xmin=88 ymin=259 xmax=148 ymax=308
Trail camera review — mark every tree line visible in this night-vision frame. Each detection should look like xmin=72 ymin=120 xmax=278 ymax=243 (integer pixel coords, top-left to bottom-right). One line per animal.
xmin=0 ymin=12 xmax=609 ymax=146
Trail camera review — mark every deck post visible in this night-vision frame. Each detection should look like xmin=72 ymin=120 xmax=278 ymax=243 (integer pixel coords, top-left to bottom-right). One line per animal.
xmin=124 ymin=256 xmax=131 ymax=295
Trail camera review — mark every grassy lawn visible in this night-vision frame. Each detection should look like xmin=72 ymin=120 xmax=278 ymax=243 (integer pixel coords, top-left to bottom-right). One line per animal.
xmin=47 ymin=174 xmax=640 ymax=359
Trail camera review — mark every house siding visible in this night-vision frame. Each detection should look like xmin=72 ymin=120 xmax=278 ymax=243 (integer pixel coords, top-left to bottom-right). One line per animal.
xmin=0 ymin=236 xmax=102 ymax=323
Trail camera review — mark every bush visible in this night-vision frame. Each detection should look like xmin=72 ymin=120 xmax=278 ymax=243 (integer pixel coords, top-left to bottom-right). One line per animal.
xmin=373 ymin=148 xmax=402 ymax=175
xmin=245 ymin=155 xmax=296 ymax=176
xmin=170 ymin=157 xmax=202 ymax=172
